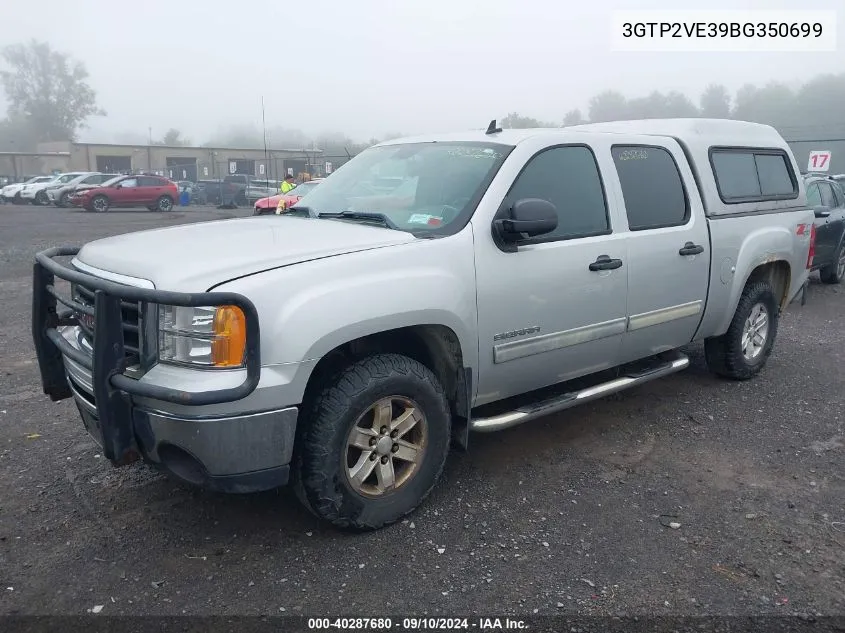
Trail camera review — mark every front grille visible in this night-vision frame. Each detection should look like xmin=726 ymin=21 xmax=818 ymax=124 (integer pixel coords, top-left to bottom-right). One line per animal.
xmin=71 ymin=282 xmax=142 ymax=363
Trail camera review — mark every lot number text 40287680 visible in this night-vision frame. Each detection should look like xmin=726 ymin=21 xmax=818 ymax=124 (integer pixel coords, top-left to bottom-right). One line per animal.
xmin=306 ymin=618 xmax=527 ymax=630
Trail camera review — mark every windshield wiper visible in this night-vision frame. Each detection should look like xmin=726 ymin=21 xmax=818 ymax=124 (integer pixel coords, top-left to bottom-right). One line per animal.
xmin=317 ymin=211 xmax=400 ymax=230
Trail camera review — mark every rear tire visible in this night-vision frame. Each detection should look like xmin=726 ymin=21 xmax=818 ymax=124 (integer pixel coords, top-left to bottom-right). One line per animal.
xmin=156 ymin=196 xmax=174 ymax=212
xmin=292 ymin=353 xmax=451 ymax=531
xmin=819 ymin=244 xmax=845 ymax=284
xmin=705 ymin=280 xmax=779 ymax=381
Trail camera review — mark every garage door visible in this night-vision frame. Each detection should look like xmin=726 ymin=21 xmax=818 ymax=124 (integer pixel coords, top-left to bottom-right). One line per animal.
xmin=228 ymin=159 xmax=255 ymax=176
xmin=166 ymin=157 xmax=198 ymax=182
xmin=96 ymin=156 xmax=131 ymax=173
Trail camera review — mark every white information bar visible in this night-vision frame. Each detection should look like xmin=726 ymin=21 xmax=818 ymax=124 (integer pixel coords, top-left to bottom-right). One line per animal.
xmin=610 ymin=10 xmax=838 ymax=52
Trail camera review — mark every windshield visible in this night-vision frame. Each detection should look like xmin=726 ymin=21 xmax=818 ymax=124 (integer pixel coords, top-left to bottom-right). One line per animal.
xmin=100 ymin=175 xmax=124 ymax=187
xmin=292 ymin=181 xmax=319 ymax=196
xmin=295 ymin=142 xmax=509 ymax=233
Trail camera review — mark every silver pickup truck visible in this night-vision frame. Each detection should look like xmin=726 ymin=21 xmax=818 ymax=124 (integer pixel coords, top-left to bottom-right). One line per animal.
xmin=33 ymin=118 xmax=814 ymax=530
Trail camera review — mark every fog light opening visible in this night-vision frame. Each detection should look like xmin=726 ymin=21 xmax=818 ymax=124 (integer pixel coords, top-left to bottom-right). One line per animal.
xmin=157 ymin=443 xmax=207 ymax=486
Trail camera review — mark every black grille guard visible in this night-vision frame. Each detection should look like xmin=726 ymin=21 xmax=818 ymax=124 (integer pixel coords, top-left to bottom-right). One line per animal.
xmin=32 ymin=246 xmax=261 ymax=464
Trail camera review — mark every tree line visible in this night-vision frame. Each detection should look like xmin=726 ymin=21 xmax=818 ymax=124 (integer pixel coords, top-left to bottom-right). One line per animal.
xmin=505 ymin=73 xmax=845 ymax=141
xmin=1 ymin=40 xmax=843 ymax=157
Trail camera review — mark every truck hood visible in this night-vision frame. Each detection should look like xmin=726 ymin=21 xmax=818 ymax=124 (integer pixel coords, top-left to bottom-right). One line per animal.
xmin=75 ymin=216 xmax=416 ymax=291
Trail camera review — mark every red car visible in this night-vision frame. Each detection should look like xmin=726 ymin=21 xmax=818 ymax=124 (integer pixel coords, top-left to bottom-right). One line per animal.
xmin=71 ymin=174 xmax=179 ymax=213
xmin=253 ymin=178 xmax=324 ymax=215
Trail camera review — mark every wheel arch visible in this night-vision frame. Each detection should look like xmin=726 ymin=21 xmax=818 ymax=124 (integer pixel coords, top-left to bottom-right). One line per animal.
xmin=712 ymin=257 xmax=792 ymax=337
xmin=745 ymin=259 xmax=791 ymax=311
xmin=300 ymin=324 xmax=473 ymax=450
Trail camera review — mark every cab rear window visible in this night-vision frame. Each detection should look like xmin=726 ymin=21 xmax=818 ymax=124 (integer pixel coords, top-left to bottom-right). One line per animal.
xmin=710 ymin=148 xmax=798 ymax=203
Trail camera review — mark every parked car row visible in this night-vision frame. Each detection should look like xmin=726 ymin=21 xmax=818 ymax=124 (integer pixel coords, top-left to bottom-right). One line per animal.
xmin=1 ymin=171 xmax=180 ymax=212
xmin=1 ymin=175 xmax=57 ymax=204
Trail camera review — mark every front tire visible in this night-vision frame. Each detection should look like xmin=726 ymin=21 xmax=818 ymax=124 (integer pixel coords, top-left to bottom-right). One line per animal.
xmin=57 ymin=192 xmax=70 ymax=208
xmin=819 ymin=244 xmax=845 ymax=284
xmin=705 ymin=280 xmax=779 ymax=380
xmin=89 ymin=195 xmax=110 ymax=213
xmin=293 ymin=354 xmax=451 ymax=531
xmin=35 ymin=190 xmax=49 ymax=206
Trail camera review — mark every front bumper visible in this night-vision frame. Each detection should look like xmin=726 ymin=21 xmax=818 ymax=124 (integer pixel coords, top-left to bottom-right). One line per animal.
xmin=32 ymin=246 xmax=294 ymax=492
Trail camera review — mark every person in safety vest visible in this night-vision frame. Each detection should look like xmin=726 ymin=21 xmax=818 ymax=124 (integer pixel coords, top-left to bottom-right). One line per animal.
xmin=280 ymin=174 xmax=296 ymax=194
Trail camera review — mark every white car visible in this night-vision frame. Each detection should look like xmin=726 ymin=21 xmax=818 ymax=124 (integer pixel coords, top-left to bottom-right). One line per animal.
xmin=1 ymin=176 xmax=55 ymax=204
xmin=20 ymin=173 xmax=89 ymax=206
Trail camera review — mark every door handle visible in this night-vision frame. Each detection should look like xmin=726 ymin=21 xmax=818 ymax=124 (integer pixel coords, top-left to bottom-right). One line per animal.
xmin=679 ymin=242 xmax=704 ymax=256
xmin=589 ymin=255 xmax=623 ymax=271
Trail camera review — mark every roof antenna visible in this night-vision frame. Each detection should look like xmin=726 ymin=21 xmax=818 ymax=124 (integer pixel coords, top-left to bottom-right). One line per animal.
xmin=486 ymin=119 xmax=502 ymax=135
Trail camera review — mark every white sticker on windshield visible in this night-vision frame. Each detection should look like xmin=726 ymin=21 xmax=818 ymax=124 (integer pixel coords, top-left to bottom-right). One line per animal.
xmin=408 ymin=213 xmax=442 ymax=225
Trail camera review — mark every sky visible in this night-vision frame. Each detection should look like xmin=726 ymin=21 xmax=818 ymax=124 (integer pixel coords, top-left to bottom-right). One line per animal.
xmin=0 ymin=0 xmax=842 ymax=145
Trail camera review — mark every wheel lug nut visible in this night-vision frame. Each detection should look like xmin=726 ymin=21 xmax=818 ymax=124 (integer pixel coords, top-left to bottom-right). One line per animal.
xmin=380 ymin=426 xmax=388 ymax=435
xmin=391 ymin=444 xmax=399 ymax=453
xmin=380 ymin=455 xmax=389 ymax=464
xmin=390 ymin=430 xmax=398 ymax=438
xmin=369 ymin=437 xmax=377 ymax=446
xmin=369 ymin=453 xmax=377 ymax=461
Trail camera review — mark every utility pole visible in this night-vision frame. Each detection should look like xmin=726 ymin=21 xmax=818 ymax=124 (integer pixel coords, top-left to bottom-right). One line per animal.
xmin=261 ymin=96 xmax=270 ymax=182
xmin=147 ymin=127 xmax=153 ymax=174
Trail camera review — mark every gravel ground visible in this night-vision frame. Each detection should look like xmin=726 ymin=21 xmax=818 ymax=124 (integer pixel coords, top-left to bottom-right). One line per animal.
xmin=0 ymin=204 xmax=843 ymax=618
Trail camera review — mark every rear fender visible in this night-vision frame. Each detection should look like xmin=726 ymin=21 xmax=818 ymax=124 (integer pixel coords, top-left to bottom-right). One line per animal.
xmin=712 ymin=225 xmax=797 ymax=337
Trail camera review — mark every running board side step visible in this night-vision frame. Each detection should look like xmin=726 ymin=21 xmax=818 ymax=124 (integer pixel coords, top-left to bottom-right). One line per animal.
xmin=469 ymin=351 xmax=690 ymax=433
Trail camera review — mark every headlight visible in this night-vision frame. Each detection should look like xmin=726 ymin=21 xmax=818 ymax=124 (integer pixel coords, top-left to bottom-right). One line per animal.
xmin=158 ymin=305 xmax=247 ymax=368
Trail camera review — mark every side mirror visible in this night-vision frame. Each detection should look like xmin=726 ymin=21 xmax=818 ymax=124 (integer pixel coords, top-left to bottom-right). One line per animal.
xmin=813 ymin=205 xmax=831 ymax=218
xmin=114 ymin=183 xmax=123 ymax=189
xmin=493 ymin=198 xmax=558 ymax=247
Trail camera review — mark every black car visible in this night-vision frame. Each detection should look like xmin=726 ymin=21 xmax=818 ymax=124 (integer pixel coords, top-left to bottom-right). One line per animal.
xmin=805 ymin=174 xmax=845 ymax=284
xmin=193 ymin=180 xmax=240 ymax=206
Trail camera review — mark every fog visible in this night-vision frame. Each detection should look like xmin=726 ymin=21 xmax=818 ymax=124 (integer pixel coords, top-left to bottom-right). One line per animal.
xmin=1 ymin=0 xmax=842 ymax=144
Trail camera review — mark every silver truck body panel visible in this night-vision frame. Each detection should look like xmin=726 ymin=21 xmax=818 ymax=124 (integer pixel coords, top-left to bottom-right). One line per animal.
xmin=76 ymin=217 xmax=416 ymax=291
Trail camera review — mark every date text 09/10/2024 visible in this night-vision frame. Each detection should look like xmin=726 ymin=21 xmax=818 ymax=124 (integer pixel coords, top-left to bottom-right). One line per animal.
xmin=307 ymin=618 xmax=527 ymax=630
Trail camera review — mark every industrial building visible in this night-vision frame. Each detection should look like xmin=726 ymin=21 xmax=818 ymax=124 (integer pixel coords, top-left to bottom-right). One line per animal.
xmin=0 ymin=141 xmax=326 ymax=183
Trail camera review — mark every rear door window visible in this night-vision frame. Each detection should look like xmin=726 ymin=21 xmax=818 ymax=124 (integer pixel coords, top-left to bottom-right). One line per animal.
xmin=831 ymin=183 xmax=845 ymax=208
xmin=611 ymin=145 xmax=689 ymax=230
xmin=819 ymin=182 xmax=837 ymax=208
xmin=806 ymin=183 xmax=822 ymax=207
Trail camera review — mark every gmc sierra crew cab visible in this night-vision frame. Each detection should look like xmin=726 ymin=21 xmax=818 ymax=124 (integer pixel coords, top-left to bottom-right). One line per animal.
xmin=32 ymin=118 xmax=814 ymax=530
